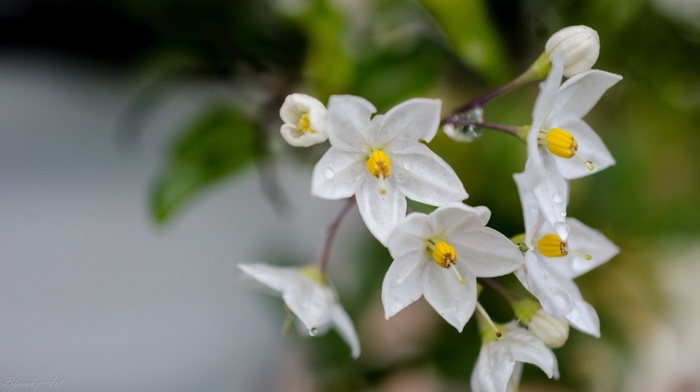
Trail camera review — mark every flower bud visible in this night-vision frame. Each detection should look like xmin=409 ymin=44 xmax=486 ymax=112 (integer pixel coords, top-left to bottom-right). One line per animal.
xmin=528 ymin=309 xmax=570 ymax=348
xmin=279 ymin=93 xmax=328 ymax=147
xmin=545 ymin=25 xmax=600 ymax=77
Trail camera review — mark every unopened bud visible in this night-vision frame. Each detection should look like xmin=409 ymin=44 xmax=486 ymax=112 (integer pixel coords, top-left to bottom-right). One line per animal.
xmin=528 ymin=309 xmax=570 ymax=348
xmin=545 ymin=25 xmax=600 ymax=77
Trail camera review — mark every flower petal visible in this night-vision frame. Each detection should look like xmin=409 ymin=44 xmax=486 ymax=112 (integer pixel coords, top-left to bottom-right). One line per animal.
xmin=355 ymin=173 xmax=407 ymax=245
xmin=330 ymin=304 xmax=362 ymax=358
xmin=516 ymin=254 xmax=574 ymax=318
xmin=238 ymin=263 xmax=300 ymax=293
xmin=382 ymin=251 xmax=428 ymax=319
xmin=565 ymin=297 xmax=601 ymax=337
xmin=531 ymin=55 xmax=565 ymax=134
xmin=428 ymin=203 xmax=491 ymax=238
xmin=550 ymin=70 xmax=622 ymax=125
xmin=326 ymin=95 xmax=376 ymax=150
xmin=422 ymin=264 xmax=476 ymax=331
xmin=280 ymin=124 xmax=328 ymax=147
xmin=506 ymin=328 xmax=559 ymax=379
xmin=471 ymin=342 xmax=515 ymax=392
xmin=311 ymin=148 xmax=365 ymax=199
xmin=387 ymin=212 xmax=432 ymax=259
xmin=549 ymin=119 xmax=615 ymax=179
xmin=392 ymin=144 xmax=468 ymax=206
xmin=282 ymin=278 xmax=335 ymax=329
xmin=453 ymin=227 xmax=523 ymax=277
xmin=280 ymin=93 xmax=326 ymax=125
xmin=376 ymin=98 xmax=441 ymax=147
xmin=545 ymin=218 xmax=619 ymax=280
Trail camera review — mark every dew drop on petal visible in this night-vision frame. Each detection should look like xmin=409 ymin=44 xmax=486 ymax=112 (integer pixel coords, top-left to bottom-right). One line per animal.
xmin=402 ymin=162 xmax=411 ymax=171
xmin=395 ymin=173 xmax=406 ymax=184
xmin=323 ymin=168 xmax=335 ymax=179
xmin=553 ymin=194 xmax=562 ymax=204
xmin=309 ymin=327 xmax=318 ymax=337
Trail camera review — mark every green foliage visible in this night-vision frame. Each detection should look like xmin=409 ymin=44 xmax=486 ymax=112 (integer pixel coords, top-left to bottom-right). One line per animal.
xmin=151 ymin=105 xmax=259 ymax=223
xmin=418 ymin=0 xmax=512 ymax=83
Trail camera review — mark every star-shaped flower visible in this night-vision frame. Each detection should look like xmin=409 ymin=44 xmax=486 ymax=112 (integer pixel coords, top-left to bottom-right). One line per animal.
xmin=381 ymin=203 xmax=522 ymax=331
xmin=528 ymin=54 xmax=623 ymax=180
xmin=513 ymin=190 xmax=619 ymax=336
xmin=470 ymin=322 xmax=559 ymax=392
xmin=239 ymin=263 xmax=360 ymax=358
xmin=279 ymin=93 xmax=328 ymax=147
xmin=311 ymin=95 xmax=468 ymax=245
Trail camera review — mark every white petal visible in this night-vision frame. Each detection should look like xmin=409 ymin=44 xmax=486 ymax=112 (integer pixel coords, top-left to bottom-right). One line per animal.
xmin=422 ymin=264 xmax=476 ymax=331
xmin=549 ymin=119 xmax=615 ymax=179
xmin=531 ymin=55 xmax=565 ymax=132
xmin=546 ymin=218 xmax=619 ymax=279
xmin=283 ymin=278 xmax=335 ymax=329
xmin=533 ymin=154 xmax=570 ymax=240
xmin=355 ymin=174 xmax=407 ymax=245
xmin=453 ymin=227 xmax=523 ymax=277
xmin=471 ymin=342 xmax=515 ymax=392
xmin=238 ymin=263 xmax=301 ymax=293
xmin=330 ymin=304 xmax=361 ymax=358
xmin=565 ymin=297 xmax=601 ymax=337
xmin=376 ymin=98 xmax=441 ymax=148
xmin=387 ymin=212 xmax=432 ymax=259
xmin=392 ymin=144 xmax=468 ymax=206
xmin=550 ymin=70 xmax=622 ymax=125
xmin=280 ymin=124 xmax=328 ymax=147
xmin=381 ymin=251 xmax=428 ymax=319
xmin=428 ymin=203 xmax=491 ymax=238
xmin=517 ymin=254 xmax=574 ymax=318
xmin=506 ymin=328 xmax=558 ymax=379
xmin=326 ymin=95 xmax=376 ymax=150
xmin=311 ymin=148 xmax=365 ymax=199
xmin=280 ymin=93 xmax=326 ymax=126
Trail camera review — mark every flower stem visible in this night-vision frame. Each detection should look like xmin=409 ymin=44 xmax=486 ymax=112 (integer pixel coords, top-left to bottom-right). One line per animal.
xmin=446 ymin=119 xmax=527 ymax=140
xmin=479 ymin=277 xmax=521 ymax=305
xmin=316 ymin=197 xmax=355 ymax=273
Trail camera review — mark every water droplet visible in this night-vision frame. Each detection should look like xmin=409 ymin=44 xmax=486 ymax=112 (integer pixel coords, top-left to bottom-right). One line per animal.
xmin=395 ymin=173 xmax=406 ymax=184
xmin=402 ymin=162 xmax=411 ymax=171
xmin=323 ymin=168 xmax=335 ymax=179
xmin=560 ymin=212 xmax=567 ymax=217
xmin=553 ymin=194 xmax=562 ymax=204
xmin=308 ymin=327 xmax=318 ymax=337
xmin=530 ymin=207 xmax=538 ymax=213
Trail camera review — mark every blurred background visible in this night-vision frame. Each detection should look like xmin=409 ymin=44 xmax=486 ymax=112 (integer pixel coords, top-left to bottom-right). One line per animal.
xmin=1 ymin=0 xmax=700 ymax=391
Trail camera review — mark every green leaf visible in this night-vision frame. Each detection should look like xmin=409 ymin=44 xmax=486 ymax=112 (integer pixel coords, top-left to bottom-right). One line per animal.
xmin=151 ymin=105 xmax=258 ymax=223
xmin=418 ymin=0 xmax=511 ymax=84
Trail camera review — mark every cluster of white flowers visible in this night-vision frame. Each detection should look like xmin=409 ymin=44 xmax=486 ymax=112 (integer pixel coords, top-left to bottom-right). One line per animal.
xmin=239 ymin=25 xmax=621 ymax=391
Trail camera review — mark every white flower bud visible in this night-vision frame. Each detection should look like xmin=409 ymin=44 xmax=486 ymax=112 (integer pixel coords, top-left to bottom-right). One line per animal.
xmin=528 ymin=309 xmax=570 ymax=348
xmin=545 ymin=25 xmax=600 ymax=77
xmin=279 ymin=93 xmax=328 ymax=147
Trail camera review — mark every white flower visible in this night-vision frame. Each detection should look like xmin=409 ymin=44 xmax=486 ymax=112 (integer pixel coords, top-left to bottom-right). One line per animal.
xmin=381 ymin=203 xmax=522 ymax=331
xmin=279 ymin=93 xmax=328 ymax=147
xmin=471 ymin=322 xmax=559 ymax=392
xmin=545 ymin=25 xmax=600 ymax=77
xmin=528 ymin=54 xmax=623 ymax=180
xmin=238 ymin=263 xmax=360 ymax=358
xmin=513 ymin=193 xmax=619 ymax=336
xmin=311 ymin=95 xmax=468 ymax=245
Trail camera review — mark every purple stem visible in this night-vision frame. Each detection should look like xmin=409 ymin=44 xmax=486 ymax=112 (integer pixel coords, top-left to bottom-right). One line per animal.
xmin=317 ymin=197 xmax=355 ymax=273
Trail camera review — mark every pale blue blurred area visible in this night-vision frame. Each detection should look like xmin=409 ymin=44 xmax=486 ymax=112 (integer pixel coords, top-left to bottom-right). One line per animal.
xmin=0 ymin=54 xmax=363 ymax=391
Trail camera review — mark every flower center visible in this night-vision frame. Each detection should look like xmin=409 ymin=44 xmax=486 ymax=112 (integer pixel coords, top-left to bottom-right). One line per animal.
xmin=538 ymin=128 xmax=594 ymax=171
xmin=366 ymin=150 xmax=391 ymax=195
xmin=297 ymin=113 xmax=315 ymax=133
xmin=537 ymin=233 xmax=592 ymax=260
xmin=430 ymin=240 xmax=464 ymax=284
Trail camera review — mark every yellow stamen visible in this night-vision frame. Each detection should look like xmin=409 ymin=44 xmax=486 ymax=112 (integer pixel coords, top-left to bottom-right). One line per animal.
xmin=540 ymin=128 xmax=594 ymax=171
xmin=297 ymin=113 xmax=315 ymax=133
xmin=537 ymin=233 xmax=592 ymax=260
xmin=432 ymin=241 xmax=464 ymax=284
xmin=366 ymin=150 xmax=391 ymax=195
xmin=537 ymin=234 xmax=568 ymax=257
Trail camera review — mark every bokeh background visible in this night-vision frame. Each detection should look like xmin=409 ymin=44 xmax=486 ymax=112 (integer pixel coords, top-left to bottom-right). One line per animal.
xmin=2 ymin=0 xmax=700 ymax=391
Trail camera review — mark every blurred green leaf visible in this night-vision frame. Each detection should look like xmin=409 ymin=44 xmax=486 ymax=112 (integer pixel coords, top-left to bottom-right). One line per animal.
xmin=151 ymin=105 xmax=258 ymax=223
xmin=302 ymin=0 xmax=356 ymax=100
xmin=418 ymin=0 xmax=511 ymax=84
xmin=354 ymin=41 xmax=443 ymax=111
